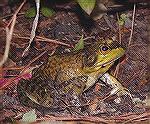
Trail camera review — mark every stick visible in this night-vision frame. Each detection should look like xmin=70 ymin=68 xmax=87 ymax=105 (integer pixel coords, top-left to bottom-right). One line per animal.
xmin=128 ymin=4 xmax=136 ymax=46
xmin=22 ymin=0 xmax=40 ymax=56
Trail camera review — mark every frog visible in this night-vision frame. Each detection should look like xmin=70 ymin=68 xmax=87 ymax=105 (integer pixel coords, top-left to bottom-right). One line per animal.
xmin=17 ymin=39 xmax=131 ymax=108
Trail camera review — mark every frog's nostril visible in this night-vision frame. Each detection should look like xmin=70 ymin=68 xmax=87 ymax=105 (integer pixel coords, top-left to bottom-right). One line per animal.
xmin=101 ymin=65 xmax=106 ymax=68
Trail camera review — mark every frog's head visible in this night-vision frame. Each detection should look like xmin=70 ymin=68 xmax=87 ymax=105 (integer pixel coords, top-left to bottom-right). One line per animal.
xmin=83 ymin=39 xmax=125 ymax=73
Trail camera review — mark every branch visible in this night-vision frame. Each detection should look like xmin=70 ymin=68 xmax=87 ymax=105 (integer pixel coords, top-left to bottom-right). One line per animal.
xmin=0 ymin=0 xmax=26 ymax=67
xmin=22 ymin=0 xmax=40 ymax=56
xmin=128 ymin=4 xmax=136 ymax=46
xmin=0 ymin=16 xmax=16 ymax=67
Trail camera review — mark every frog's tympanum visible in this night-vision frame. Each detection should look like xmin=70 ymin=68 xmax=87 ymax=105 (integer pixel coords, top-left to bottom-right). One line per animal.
xmin=17 ymin=39 xmax=131 ymax=108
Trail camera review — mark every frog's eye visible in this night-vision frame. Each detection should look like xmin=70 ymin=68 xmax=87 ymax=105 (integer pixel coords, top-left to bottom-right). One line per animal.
xmin=101 ymin=45 xmax=109 ymax=51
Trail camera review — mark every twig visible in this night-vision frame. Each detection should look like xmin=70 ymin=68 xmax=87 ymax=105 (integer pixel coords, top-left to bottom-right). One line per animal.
xmin=12 ymin=34 xmax=72 ymax=47
xmin=35 ymin=111 xmax=150 ymax=124
xmin=0 ymin=50 xmax=50 ymax=90
xmin=36 ymin=36 xmax=72 ymax=47
xmin=104 ymin=15 xmax=117 ymax=32
xmin=22 ymin=0 xmax=40 ymax=56
xmin=1 ymin=12 xmax=25 ymax=19
xmin=117 ymin=13 xmax=122 ymax=44
xmin=123 ymin=68 xmax=145 ymax=87
xmin=113 ymin=62 xmax=120 ymax=78
xmin=37 ymin=115 xmax=110 ymax=124
xmin=123 ymin=112 xmax=150 ymax=124
xmin=1 ymin=28 xmax=72 ymax=48
xmin=0 ymin=0 xmax=26 ymax=67
xmin=0 ymin=16 xmax=16 ymax=67
xmin=147 ymin=9 xmax=150 ymax=80
xmin=128 ymin=4 xmax=136 ymax=46
xmin=75 ymin=36 xmax=95 ymax=41
xmin=2 ymin=66 xmax=25 ymax=71
xmin=6 ymin=0 xmax=26 ymax=27
xmin=0 ymin=73 xmax=29 ymax=90
xmin=128 ymin=43 xmax=147 ymax=48
xmin=20 ymin=50 xmax=47 ymax=74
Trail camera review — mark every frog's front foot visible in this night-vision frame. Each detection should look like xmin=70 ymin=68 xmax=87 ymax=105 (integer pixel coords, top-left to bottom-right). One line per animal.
xmin=100 ymin=73 xmax=132 ymax=100
xmin=109 ymin=84 xmax=132 ymax=99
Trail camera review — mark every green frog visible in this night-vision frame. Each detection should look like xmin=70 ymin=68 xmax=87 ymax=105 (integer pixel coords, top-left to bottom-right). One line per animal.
xmin=17 ymin=39 xmax=131 ymax=108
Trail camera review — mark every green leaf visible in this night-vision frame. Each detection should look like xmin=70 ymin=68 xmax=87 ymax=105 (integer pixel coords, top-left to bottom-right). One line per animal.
xmin=77 ymin=0 xmax=96 ymax=15
xmin=118 ymin=14 xmax=128 ymax=26
xmin=74 ymin=35 xmax=84 ymax=51
xmin=21 ymin=109 xmax=37 ymax=123
xmin=41 ymin=7 xmax=55 ymax=17
xmin=120 ymin=14 xmax=127 ymax=20
xmin=25 ymin=7 xmax=36 ymax=18
xmin=118 ymin=19 xmax=124 ymax=26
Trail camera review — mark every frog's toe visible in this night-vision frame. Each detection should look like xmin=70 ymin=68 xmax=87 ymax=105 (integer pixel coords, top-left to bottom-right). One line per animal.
xmin=110 ymin=87 xmax=132 ymax=99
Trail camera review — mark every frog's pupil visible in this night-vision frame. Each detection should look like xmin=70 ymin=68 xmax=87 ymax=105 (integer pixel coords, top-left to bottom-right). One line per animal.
xmin=102 ymin=46 xmax=108 ymax=51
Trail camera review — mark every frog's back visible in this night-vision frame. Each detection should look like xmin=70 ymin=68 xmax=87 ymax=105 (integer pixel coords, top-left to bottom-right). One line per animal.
xmin=33 ymin=51 xmax=84 ymax=83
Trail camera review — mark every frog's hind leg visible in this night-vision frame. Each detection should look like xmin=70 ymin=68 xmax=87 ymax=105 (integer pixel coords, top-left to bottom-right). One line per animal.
xmin=100 ymin=73 xmax=132 ymax=100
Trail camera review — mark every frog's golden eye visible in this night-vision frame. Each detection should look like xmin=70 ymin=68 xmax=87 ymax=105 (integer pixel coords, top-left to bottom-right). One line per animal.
xmin=101 ymin=45 xmax=109 ymax=52
xmin=99 ymin=45 xmax=111 ymax=55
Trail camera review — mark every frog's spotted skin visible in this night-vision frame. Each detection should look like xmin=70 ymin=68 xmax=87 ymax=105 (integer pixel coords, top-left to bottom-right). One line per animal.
xmin=17 ymin=40 xmax=130 ymax=108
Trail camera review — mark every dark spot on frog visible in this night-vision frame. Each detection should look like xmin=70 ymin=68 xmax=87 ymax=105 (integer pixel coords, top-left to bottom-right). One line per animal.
xmin=83 ymin=53 xmax=97 ymax=67
xmin=41 ymin=89 xmax=49 ymax=98
xmin=29 ymin=84 xmax=35 ymax=92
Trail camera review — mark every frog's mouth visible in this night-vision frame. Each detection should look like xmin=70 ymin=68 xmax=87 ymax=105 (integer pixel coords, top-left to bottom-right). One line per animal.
xmin=94 ymin=47 xmax=125 ymax=68
xmin=96 ymin=57 xmax=120 ymax=68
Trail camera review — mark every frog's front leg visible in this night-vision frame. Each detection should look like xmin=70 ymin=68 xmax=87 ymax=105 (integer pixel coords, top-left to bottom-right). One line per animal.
xmin=62 ymin=76 xmax=88 ymax=95
xmin=100 ymin=73 xmax=132 ymax=99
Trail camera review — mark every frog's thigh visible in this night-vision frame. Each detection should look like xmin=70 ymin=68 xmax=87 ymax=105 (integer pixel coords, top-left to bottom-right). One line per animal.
xmin=100 ymin=73 xmax=132 ymax=98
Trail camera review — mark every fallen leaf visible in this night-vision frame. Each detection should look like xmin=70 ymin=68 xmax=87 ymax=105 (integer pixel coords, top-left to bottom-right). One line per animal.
xmin=77 ymin=0 xmax=96 ymax=15
xmin=74 ymin=35 xmax=84 ymax=51
xmin=21 ymin=109 xmax=37 ymax=123
xmin=41 ymin=7 xmax=55 ymax=17
xmin=25 ymin=7 xmax=36 ymax=18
